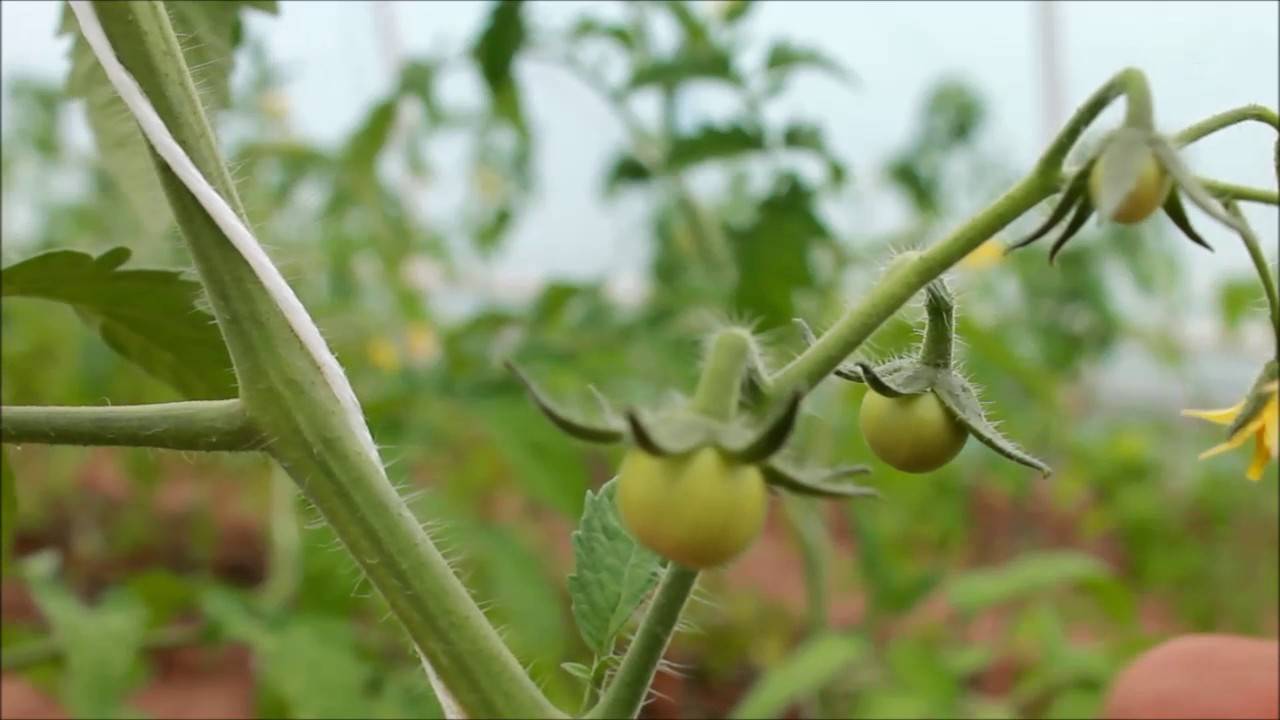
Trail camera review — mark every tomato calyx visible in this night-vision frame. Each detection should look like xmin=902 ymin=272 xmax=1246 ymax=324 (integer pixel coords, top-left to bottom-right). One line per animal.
xmin=798 ymin=280 xmax=1052 ymax=477
xmin=507 ymin=361 xmax=875 ymax=499
xmin=1006 ymin=127 xmax=1245 ymax=263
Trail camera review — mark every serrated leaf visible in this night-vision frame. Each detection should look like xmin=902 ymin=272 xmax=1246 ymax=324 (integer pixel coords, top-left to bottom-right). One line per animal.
xmin=945 ymin=551 xmax=1110 ymax=614
xmin=59 ymin=1 xmax=273 ymax=241
xmin=932 ymin=372 xmax=1051 ymax=476
xmin=1 ymin=248 xmax=236 ymax=399
xmin=568 ymin=480 xmax=663 ymax=655
xmin=729 ymin=633 xmax=869 ymax=719
xmin=24 ymin=552 xmax=149 ymax=719
xmin=1 ymin=448 xmax=15 ymax=576
xmin=1092 ymin=128 xmax=1151 ymax=222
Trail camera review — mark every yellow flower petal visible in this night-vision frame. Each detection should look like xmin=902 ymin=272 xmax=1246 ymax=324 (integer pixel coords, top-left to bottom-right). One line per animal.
xmin=960 ymin=240 xmax=1004 ymax=270
xmin=1262 ymin=396 xmax=1279 ymax=459
xmin=1198 ymin=427 xmax=1255 ymax=460
xmin=1246 ymin=435 xmax=1272 ymax=481
xmin=1182 ymin=400 xmax=1245 ymax=426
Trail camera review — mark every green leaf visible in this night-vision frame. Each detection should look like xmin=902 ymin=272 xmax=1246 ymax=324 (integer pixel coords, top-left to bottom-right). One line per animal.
xmin=764 ymin=41 xmax=854 ymax=88
xmin=629 ymin=50 xmax=737 ymax=90
xmin=1 ymin=248 xmax=237 ymax=399
xmin=1218 ymin=275 xmax=1265 ymax=331
xmin=1 ymin=448 xmax=15 ymax=576
xmin=24 ymin=552 xmax=149 ymax=719
xmin=668 ymin=123 xmax=766 ymax=169
xmin=341 ymin=99 xmax=398 ymax=182
xmin=729 ymin=633 xmax=869 ymax=719
xmin=59 ymin=1 xmax=274 ymax=241
xmin=569 ymin=18 xmax=635 ymax=51
xmin=946 ymin=551 xmax=1111 ymax=615
xmin=473 ymin=0 xmax=527 ymax=134
xmin=567 ymin=479 xmax=663 ymax=655
xmin=719 ymin=0 xmax=755 ymax=24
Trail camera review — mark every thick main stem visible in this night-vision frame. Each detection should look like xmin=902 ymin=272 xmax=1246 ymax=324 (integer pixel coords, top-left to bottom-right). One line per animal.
xmin=0 ymin=401 xmax=260 ymax=451
xmin=83 ymin=3 xmax=559 ymax=717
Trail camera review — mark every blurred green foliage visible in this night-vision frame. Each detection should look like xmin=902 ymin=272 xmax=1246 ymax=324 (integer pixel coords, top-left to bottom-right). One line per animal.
xmin=1 ymin=1 xmax=1275 ymax=719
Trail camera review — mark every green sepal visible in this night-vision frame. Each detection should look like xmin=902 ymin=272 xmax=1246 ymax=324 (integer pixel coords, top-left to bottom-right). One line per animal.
xmin=1006 ymin=158 xmax=1094 ymax=253
xmin=1161 ymin=188 xmax=1213 ymax=252
xmin=761 ymin=460 xmax=877 ymax=498
xmin=623 ymin=410 xmax=710 ymax=457
xmin=852 ymin=361 xmax=938 ymax=398
xmin=1150 ymin=137 xmax=1248 ymax=235
xmin=718 ymin=392 xmax=802 ymax=463
xmin=506 ymin=361 xmax=625 ymax=444
xmin=932 ymin=372 xmax=1052 ymax=476
xmin=1225 ymin=360 xmax=1279 ymax=440
xmin=1047 ymin=192 xmax=1096 ymax=264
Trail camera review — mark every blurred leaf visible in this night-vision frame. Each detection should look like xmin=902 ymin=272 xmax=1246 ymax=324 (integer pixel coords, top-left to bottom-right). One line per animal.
xmin=605 ymin=155 xmax=654 ymax=193
xmin=567 ymin=479 xmax=662 ymax=655
xmin=719 ymin=0 xmax=755 ymax=24
xmin=922 ymin=79 xmax=985 ymax=146
xmin=570 ymin=17 xmax=636 ymax=50
xmin=1218 ymin=275 xmax=1265 ymax=332
xmin=1 ymin=448 xmax=14 ymax=576
xmin=657 ymin=1 xmax=714 ymax=49
xmin=470 ymin=396 xmax=589 ymax=516
xmin=467 ymin=525 xmax=568 ymax=666
xmin=763 ymin=41 xmax=854 ymax=90
xmin=473 ymin=0 xmax=527 ymax=134
xmin=258 ymin=617 xmax=375 ymax=719
xmin=729 ymin=633 xmax=868 ymax=719
xmin=730 ymin=176 xmax=829 ymax=327
xmin=1 ymin=248 xmax=236 ymax=399
xmin=629 ymin=50 xmax=737 ymax=90
xmin=946 ymin=551 xmax=1111 ymax=615
xmin=342 ymin=99 xmax=398 ymax=182
xmin=398 ymin=59 xmax=446 ymax=124
xmin=24 ymin=552 xmax=148 ymax=719
xmin=59 ymin=1 xmax=275 ymax=241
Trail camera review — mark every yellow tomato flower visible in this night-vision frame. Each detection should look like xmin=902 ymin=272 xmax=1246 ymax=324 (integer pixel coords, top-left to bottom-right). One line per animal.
xmin=367 ymin=337 xmax=401 ymax=373
xmin=960 ymin=239 xmax=1004 ymax=271
xmin=1182 ymin=380 xmax=1279 ymax=481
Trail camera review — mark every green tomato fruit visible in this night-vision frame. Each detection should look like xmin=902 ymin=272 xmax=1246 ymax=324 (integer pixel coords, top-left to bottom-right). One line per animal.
xmin=616 ymin=447 xmax=767 ymax=569
xmin=1088 ymin=150 xmax=1169 ymax=224
xmin=859 ymin=389 xmax=968 ymax=473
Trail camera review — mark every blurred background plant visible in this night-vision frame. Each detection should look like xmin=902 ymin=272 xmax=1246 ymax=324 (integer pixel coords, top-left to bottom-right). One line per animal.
xmin=1 ymin=1 xmax=1276 ymax=718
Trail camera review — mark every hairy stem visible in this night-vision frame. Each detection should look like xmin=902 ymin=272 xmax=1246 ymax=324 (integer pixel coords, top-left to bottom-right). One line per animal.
xmin=1038 ymin=67 xmax=1152 ymax=175
xmin=692 ymin=329 xmax=753 ymax=421
xmin=919 ymin=283 xmax=955 ymax=369
xmin=81 ymin=3 xmax=559 ymax=717
xmin=1223 ymin=201 xmax=1280 ymax=344
xmin=586 ymin=564 xmax=699 ymax=719
xmin=1172 ymin=104 xmax=1280 ymax=147
xmin=0 ymin=401 xmax=261 ymax=451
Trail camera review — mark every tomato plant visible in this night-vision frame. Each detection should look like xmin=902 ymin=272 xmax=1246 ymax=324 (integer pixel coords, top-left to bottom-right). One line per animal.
xmin=1088 ymin=147 xmax=1169 ymax=224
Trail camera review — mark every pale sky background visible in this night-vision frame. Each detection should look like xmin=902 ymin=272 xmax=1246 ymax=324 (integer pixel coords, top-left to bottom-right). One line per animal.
xmin=2 ymin=0 xmax=1277 ymax=374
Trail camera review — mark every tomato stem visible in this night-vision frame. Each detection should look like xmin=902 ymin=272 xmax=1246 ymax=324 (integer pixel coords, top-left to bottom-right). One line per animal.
xmin=1172 ymin=104 xmax=1279 ymax=148
xmin=0 ymin=400 xmax=261 ymax=451
xmin=919 ymin=282 xmax=955 ymax=369
xmin=586 ymin=564 xmax=699 ymax=719
xmin=692 ymin=328 xmax=754 ymax=421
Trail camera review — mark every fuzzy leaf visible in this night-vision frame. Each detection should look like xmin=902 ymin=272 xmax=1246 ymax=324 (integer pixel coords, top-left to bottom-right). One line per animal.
xmin=1 ymin=248 xmax=236 ymax=399
xmin=1007 ymin=161 xmax=1092 ymax=252
xmin=932 ymin=372 xmax=1051 ymax=476
xmin=1092 ymin=128 xmax=1151 ymax=222
xmin=762 ymin=461 xmax=876 ymax=498
xmin=505 ymin=362 xmax=624 ymax=444
xmin=1161 ymin=189 xmax=1213 ymax=252
xmin=1151 ymin=139 xmax=1248 ymax=234
xmin=568 ymin=480 xmax=663 ymax=655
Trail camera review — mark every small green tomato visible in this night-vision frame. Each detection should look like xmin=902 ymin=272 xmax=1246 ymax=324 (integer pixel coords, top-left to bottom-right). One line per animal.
xmin=859 ymin=389 xmax=968 ymax=473
xmin=616 ymin=447 xmax=767 ymax=569
xmin=1088 ymin=150 xmax=1169 ymax=224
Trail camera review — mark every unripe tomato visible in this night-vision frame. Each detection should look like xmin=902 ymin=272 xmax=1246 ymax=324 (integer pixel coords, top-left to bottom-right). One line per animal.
xmin=616 ymin=447 xmax=767 ymax=569
xmin=859 ymin=389 xmax=968 ymax=473
xmin=1088 ymin=150 xmax=1169 ymax=224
